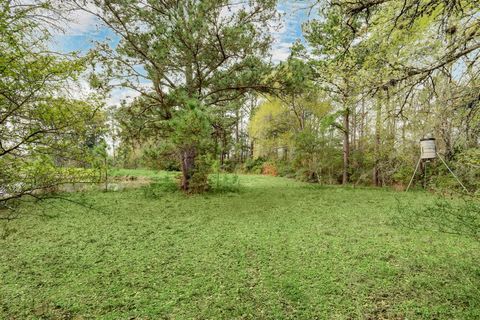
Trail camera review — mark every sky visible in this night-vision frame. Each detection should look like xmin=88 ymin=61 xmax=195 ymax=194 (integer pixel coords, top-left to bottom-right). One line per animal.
xmin=51 ymin=1 xmax=313 ymax=106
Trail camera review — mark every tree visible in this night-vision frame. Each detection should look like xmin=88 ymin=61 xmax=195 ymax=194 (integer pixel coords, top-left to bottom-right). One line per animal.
xmin=323 ymin=0 xmax=480 ymax=95
xmin=76 ymin=0 xmax=279 ymax=192
xmin=249 ymin=98 xmax=292 ymax=159
xmin=0 ymin=0 xmax=105 ymax=209
xmin=304 ymin=5 xmax=366 ymax=184
xmin=301 ymin=0 xmax=479 ymax=189
xmin=249 ymin=56 xmax=335 ymax=182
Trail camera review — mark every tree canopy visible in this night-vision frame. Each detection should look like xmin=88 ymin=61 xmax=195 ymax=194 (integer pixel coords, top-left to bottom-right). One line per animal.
xmin=0 ymin=0 xmax=106 ymax=208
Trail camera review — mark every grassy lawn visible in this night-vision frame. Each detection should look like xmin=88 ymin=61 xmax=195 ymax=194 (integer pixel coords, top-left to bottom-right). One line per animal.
xmin=1 ymin=171 xmax=479 ymax=319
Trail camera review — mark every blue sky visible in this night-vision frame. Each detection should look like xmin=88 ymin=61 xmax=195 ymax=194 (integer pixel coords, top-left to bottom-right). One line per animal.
xmin=53 ymin=1 xmax=312 ymax=105
xmin=272 ymin=1 xmax=312 ymax=61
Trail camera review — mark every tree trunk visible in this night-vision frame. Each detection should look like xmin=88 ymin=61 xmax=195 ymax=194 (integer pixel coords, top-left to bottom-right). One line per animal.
xmin=343 ymin=107 xmax=350 ymax=185
xmin=351 ymin=103 xmax=357 ymax=151
xmin=235 ymin=109 xmax=240 ymax=163
xmin=180 ymin=147 xmax=196 ymax=191
xmin=373 ymin=99 xmax=382 ymax=187
xmin=359 ymin=98 xmax=365 ymax=152
xmin=221 ymin=131 xmax=228 ymax=166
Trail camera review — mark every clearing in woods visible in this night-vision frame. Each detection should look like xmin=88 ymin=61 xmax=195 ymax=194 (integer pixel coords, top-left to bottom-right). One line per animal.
xmin=0 ymin=170 xmax=479 ymax=319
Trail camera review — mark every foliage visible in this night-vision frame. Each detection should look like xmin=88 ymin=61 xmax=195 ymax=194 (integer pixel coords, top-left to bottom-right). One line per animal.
xmin=249 ymin=98 xmax=290 ymax=157
xmin=142 ymin=175 xmax=179 ymax=198
xmin=456 ymin=148 xmax=480 ymax=191
xmin=77 ymin=0 xmax=479 ymax=192
xmin=170 ymin=106 xmax=213 ymax=192
xmin=77 ymin=0 xmax=280 ymax=192
xmin=208 ymin=173 xmax=241 ymax=193
xmin=396 ymin=195 xmax=480 ymax=241
xmin=261 ymin=162 xmax=278 ymax=176
xmin=242 ymin=0 xmax=480 ymax=189
xmin=249 ymin=88 xmax=341 ymax=183
xmin=141 ymin=144 xmax=180 ymax=171
xmin=0 ymin=0 xmax=106 ymax=209
xmin=242 ymin=157 xmax=267 ymax=174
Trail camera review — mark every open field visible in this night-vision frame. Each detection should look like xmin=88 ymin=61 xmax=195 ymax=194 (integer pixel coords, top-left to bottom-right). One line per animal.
xmin=1 ymin=171 xmax=479 ymax=319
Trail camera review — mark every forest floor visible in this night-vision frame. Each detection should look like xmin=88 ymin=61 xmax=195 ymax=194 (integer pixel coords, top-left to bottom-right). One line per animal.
xmin=1 ymin=170 xmax=479 ymax=319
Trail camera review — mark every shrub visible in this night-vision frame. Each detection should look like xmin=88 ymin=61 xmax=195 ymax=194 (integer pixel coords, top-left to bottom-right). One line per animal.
xmin=276 ymin=161 xmax=296 ymax=178
xmin=222 ymin=159 xmax=239 ymax=173
xmin=294 ymin=167 xmax=318 ymax=182
xmin=187 ymin=155 xmax=211 ymax=194
xmin=455 ymin=148 xmax=480 ymax=191
xmin=262 ymin=162 xmax=278 ymax=176
xmin=243 ymin=157 xmax=266 ymax=174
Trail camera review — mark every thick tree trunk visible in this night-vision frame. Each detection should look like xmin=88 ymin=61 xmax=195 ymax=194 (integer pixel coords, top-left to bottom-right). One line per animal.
xmin=180 ymin=147 xmax=196 ymax=191
xmin=342 ymin=107 xmax=350 ymax=185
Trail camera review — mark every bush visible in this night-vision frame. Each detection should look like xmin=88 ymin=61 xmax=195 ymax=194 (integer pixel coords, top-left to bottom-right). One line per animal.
xmin=187 ymin=156 xmax=211 ymax=194
xmin=456 ymin=148 xmax=480 ymax=191
xmin=222 ymin=159 xmax=239 ymax=173
xmin=242 ymin=157 xmax=266 ymax=174
xmin=388 ymin=163 xmax=411 ymax=185
xmin=294 ymin=167 xmax=318 ymax=182
xmin=276 ymin=161 xmax=296 ymax=178
xmin=262 ymin=162 xmax=278 ymax=176
xmin=140 ymin=146 xmax=172 ymax=170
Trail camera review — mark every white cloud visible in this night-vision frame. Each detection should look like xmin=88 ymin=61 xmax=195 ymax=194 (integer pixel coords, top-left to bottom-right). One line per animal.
xmin=271 ymin=42 xmax=292 ymax=63
xmin=64 ymin=10 xmax=99 ymax=35
xmin=268 ymin=1 xmax=312 ymax=63
xmin=61 ymin=2 xmax=102 ymax=36
xmin=107 ymin=87 xmax=142 ymax=107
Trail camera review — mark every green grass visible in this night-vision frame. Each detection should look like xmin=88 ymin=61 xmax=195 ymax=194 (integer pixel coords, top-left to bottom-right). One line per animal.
xmin=1 ymin=170 xmax=479 ymax=319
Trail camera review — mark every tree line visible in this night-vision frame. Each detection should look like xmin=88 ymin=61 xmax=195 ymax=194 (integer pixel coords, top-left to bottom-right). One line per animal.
xmin=108 ymin=0 xmax=479 ymax=192
xmin=1 ymin=0 xmax=478 ymax=203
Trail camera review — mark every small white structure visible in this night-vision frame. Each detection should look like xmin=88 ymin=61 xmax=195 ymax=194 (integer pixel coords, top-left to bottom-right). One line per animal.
xmin=407 ymin=135 xmax=468 ymax=192
xmin=420 ymin=138 xmax=436 ymax=159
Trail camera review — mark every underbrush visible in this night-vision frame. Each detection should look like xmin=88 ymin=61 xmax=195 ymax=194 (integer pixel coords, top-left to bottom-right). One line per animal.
xmin=395 ymin=194 xmax=480 ymax=242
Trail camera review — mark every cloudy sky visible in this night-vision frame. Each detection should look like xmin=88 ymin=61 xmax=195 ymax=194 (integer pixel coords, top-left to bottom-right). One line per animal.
xmin=51 ymin=1 xmax=312 ymax=106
